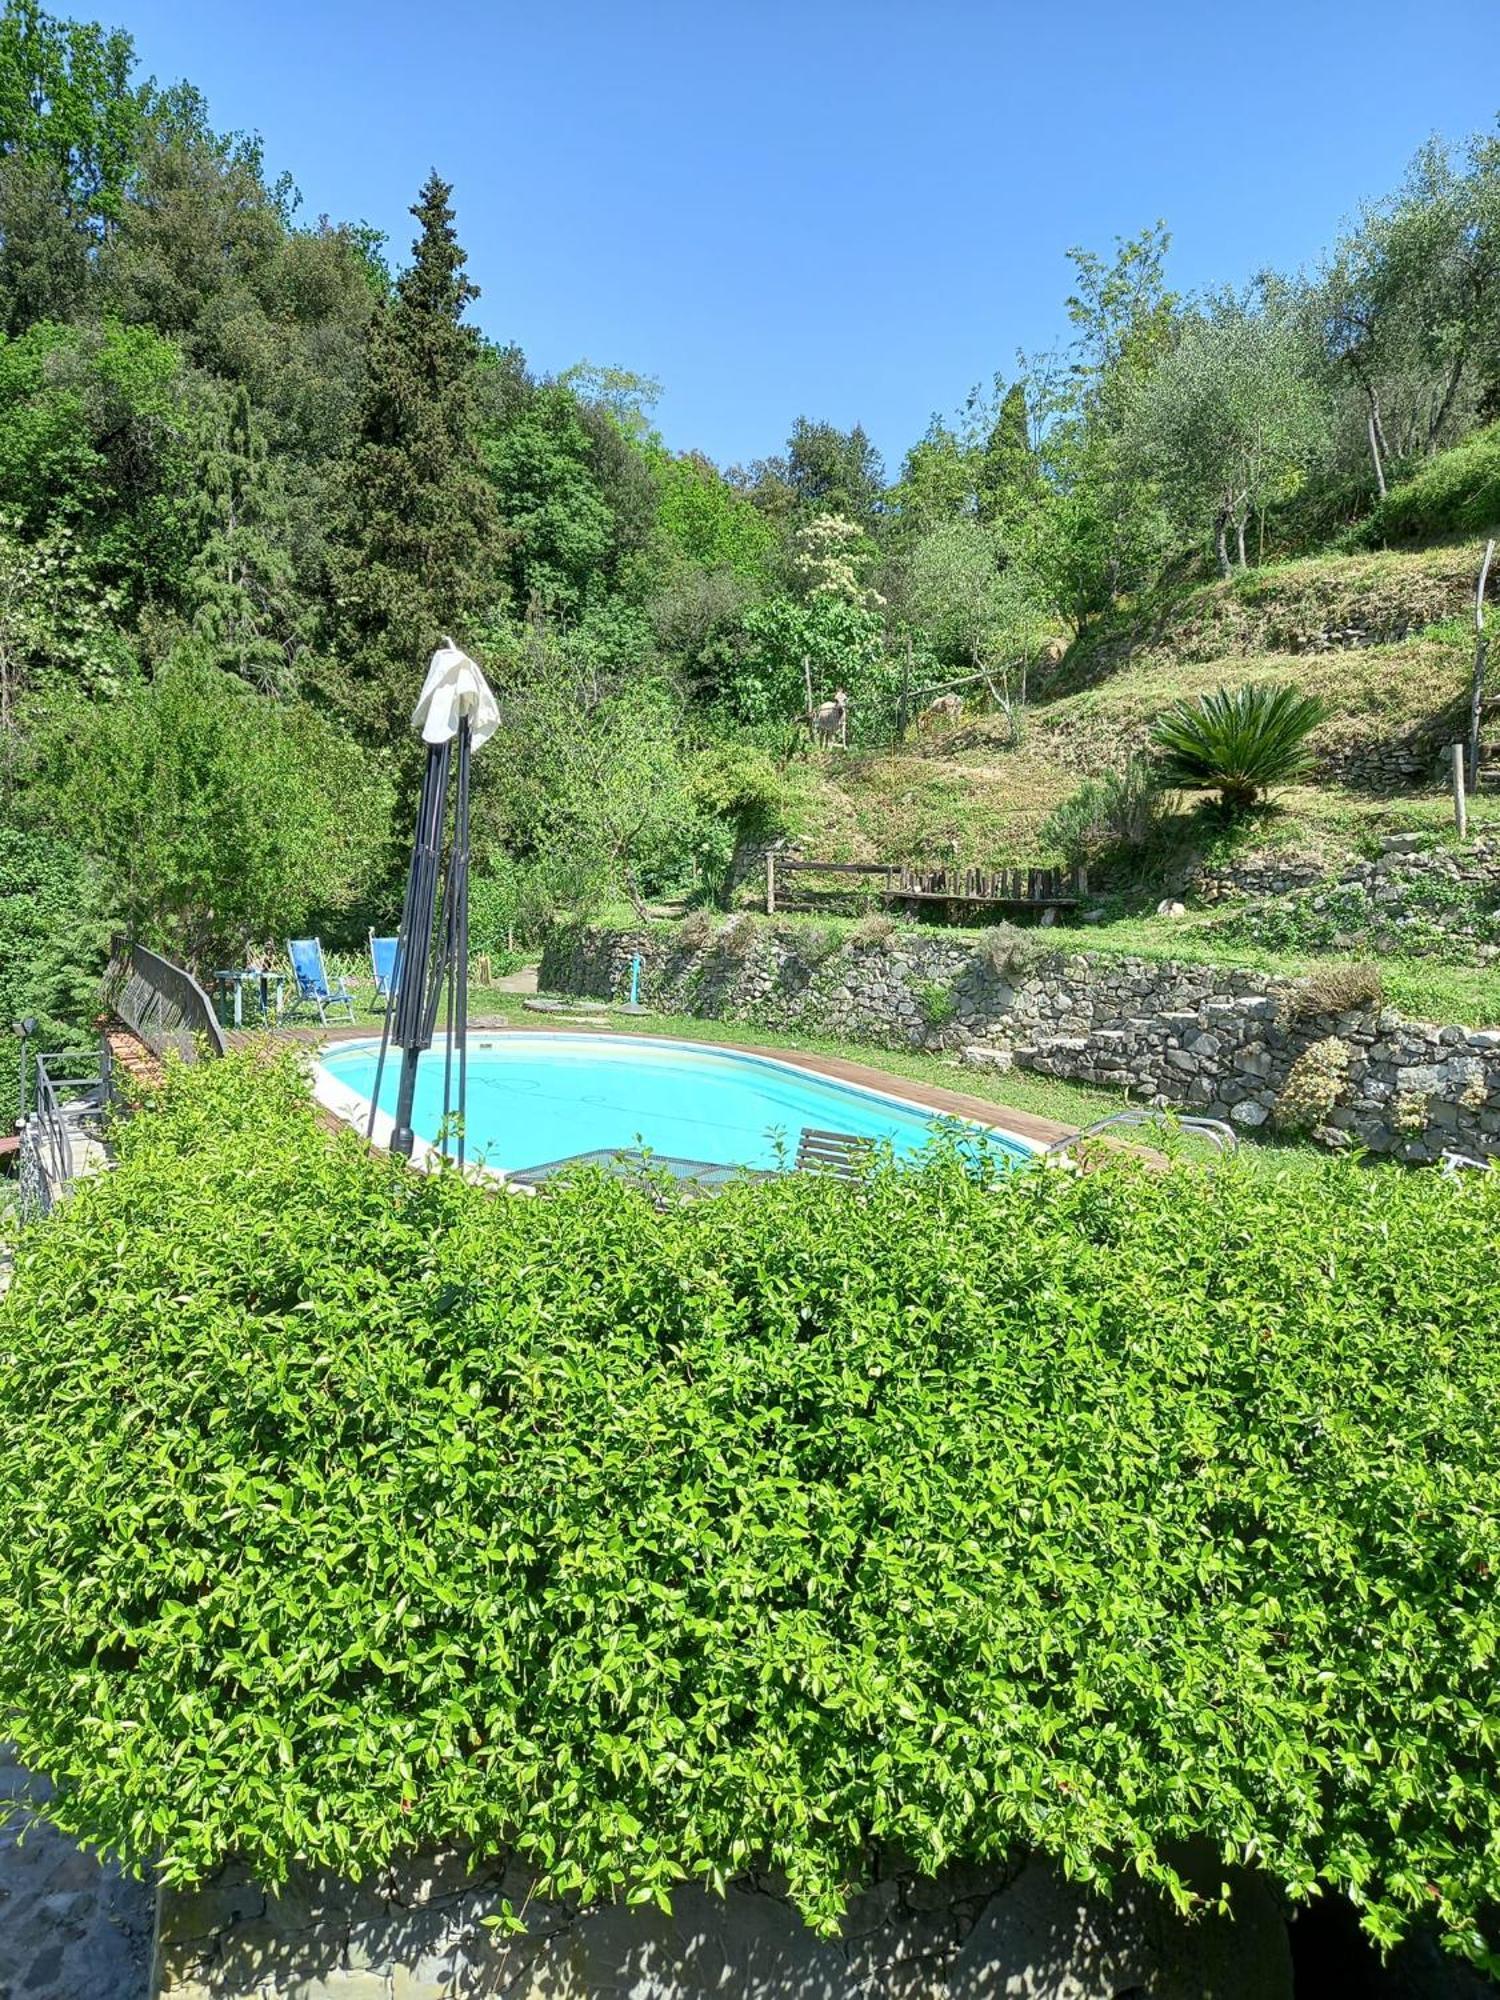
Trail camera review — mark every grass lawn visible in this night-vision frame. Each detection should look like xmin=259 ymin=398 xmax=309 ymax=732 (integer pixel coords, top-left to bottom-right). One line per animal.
xmin=1072 ymin=916 xmax=1500 ymax=1027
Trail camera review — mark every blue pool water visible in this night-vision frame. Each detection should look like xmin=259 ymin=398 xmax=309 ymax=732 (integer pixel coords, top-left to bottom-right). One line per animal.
xmin=316 ymin=1032 xmax=1035 ymax=1177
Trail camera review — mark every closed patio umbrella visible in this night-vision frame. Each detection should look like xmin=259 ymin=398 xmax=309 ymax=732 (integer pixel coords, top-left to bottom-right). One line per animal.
xmin=367 ymin=639 xmax=499 ymax=1165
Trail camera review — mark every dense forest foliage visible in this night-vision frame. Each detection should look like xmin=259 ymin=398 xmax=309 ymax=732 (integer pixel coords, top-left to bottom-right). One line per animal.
xmin=2 ymin=0 xmax=1499 ymax=1066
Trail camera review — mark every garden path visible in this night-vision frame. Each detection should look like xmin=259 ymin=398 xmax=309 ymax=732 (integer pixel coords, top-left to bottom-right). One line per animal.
xmin=0 ymin=1748 xmax=152 ymax=1999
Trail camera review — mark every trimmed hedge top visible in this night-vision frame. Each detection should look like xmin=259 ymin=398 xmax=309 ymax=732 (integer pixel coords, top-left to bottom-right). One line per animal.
xmin=3 ymin=1054 xmax=1500 ymax=1965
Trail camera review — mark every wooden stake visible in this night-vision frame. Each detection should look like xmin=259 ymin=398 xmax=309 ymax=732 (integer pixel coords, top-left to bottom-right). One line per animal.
xmin=1452 ymin=742 xmax=1469 ymax=842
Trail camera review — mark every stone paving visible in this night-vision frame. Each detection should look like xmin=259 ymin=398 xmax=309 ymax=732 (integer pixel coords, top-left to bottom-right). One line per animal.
xmin=0 ymin=1748 xmax=153 ymax=2000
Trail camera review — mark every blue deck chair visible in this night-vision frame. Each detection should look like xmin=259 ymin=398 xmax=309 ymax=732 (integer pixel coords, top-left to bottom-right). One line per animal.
xmin=369 ymin=931 xmax=401 ymax=1005
xmin=286 ymin=938 xmax=357 ymax=1026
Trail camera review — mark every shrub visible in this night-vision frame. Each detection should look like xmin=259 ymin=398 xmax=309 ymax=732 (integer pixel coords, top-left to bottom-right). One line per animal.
xmin=974 ymin=923 xmax=1046 ymax=979
xmin=469 ymin=855 xmax=607 ymax=954
xmin=675 ymin=909 xmax=716 ymax=950
xmin=914 ymin=978 xmax=957 ymax=1028
xmin=1393 ymin=1087 xmax=1431 ymax=1135
xmin=1286 ymin=961 xmax=1386 ymax=1020
xmin=9 ymin=1057 xmax=1500 ymax=1964
xmin=34 ymin=651 xmax=394 ymax=971
xmin=716 ymin=912 xmax=759 ymax=958
xmin=1040 ymin=756 xmax=1176 ymax=866
xmin=795 ymin=923 xmax=844 ymax=966
xmin=1151 ymin=682 xmax=1327 ymax=812
xmin=850 ymin=910 xmax=897 ymax=951
xmin=1272 ymin=1035 xmax=1352 ymax=1132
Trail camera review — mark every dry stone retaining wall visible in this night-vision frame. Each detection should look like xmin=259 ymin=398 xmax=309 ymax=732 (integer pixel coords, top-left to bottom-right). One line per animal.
xmin=541 ymin=922 xmax=1500 ymax=1162
xmin=153 ymin=1849 xmax=1291 ymax=1999
xmin=1193 ymin=834 xmax=1500 ymax=959
xmin=1317 ymin=732 xmax=1449 ymax=789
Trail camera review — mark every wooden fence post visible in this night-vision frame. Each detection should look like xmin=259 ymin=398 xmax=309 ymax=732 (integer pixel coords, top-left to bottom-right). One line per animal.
xmin=765 ymin=847 xmax=777 ymax=917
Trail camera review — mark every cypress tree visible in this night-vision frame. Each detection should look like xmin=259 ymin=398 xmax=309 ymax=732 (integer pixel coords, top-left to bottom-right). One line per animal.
xmin=190 ymin=382 xmax=302 ymax=693
xmin=976 ymin=380 xmax=1037 ymax=528
xmin=329 ymin=170 xmax=499 ymax=738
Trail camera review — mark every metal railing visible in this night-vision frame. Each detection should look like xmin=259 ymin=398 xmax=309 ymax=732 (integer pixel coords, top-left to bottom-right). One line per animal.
xmin=17 ymin=1045 xmax=111 ymax=1219
xmin=103 ymin=939 xmax=227 ymax=1062
xmin=1043 ymin=1110 xmax=1240 ymax=1163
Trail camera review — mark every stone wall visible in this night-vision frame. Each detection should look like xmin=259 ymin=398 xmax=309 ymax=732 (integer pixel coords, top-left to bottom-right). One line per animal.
xmin=1318 ymin=735 xmax=1448 ymax=790
xmin=154 ymin=1848 xmax=1290 ymax=1999
xmin=1194 ymin=833 xmax=1500 ymax=961
xmin=540 ymin=921 xmax=1500 ymax=1162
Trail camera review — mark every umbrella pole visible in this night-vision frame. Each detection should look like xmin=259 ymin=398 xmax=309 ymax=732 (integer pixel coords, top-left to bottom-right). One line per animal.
xmin=435 ymin=715 xmax=473 ymax=1164
xmin=391 ymin=739 xmax=452 ymax=1159
xmin=454 ymin=717 xmax=472 ymax=1169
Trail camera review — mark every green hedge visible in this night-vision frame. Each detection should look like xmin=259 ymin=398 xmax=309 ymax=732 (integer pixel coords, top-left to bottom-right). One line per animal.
xmin=3 ymin=1056 xmax=1500 ymax=1966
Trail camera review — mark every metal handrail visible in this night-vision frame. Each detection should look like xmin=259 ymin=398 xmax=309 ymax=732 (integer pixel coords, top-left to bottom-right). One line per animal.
xmin=1044 ymin=1109 xmax=1240 ymax=1162
xmin=18 ymin=1046 xmax=110 ymax=1217
xmin=103 ymin=939 xmax=227 ymax=1061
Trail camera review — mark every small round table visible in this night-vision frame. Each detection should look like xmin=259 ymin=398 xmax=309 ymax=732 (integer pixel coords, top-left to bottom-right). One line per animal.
xmin=213 ymin=969 xmax=288 ymax=1029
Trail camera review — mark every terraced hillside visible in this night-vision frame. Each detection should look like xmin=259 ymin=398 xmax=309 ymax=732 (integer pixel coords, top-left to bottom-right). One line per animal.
xmin=784 ymin=543 xmax=1485 ymax=859
xmin=767 ymin=540 xmax=1500 ymax=1028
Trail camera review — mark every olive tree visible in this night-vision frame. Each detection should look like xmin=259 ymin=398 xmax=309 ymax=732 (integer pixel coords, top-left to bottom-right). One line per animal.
xmin=1133 ymin=300 xmax=1324 ymax=574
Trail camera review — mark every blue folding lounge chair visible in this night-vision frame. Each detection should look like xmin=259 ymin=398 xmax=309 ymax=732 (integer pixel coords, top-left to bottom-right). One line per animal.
xmin=369 ymin=932 xmax=401 ymax=1004
xmin=286 ymin=938 xmax=357 ymax=1026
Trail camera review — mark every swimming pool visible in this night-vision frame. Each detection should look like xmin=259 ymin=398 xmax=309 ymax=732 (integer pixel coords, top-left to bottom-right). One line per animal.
xmin=314 ymin=1032 xmax=1038 ymax=1179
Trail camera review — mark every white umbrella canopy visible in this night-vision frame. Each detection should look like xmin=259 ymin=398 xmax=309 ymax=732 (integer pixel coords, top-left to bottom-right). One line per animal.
xmin=411 ymin=636 xmax=499 ymax=751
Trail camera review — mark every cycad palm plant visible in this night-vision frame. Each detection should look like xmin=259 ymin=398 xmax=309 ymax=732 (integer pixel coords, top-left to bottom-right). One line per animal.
xmin=1151 ymin=682 xmax=1327 ymax=812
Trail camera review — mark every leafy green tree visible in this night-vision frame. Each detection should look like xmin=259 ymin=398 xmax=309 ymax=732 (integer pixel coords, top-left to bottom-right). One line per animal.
xmin=0 ymin=149 xmax=90 ymax=329
xmin=1311 ymin=135 xmax=1500 ymax=498
xmin=905 ymin=519 xmax=1040 ymax=674
xmin=0 ymin=0 xmax=146 ymax=233
xmin=102 ymin=114 xmax=377 ymax=455
xmin=785 ymin=414 xmax=885 ymax=527
xmin=885 ymin=419 xmax=975 ymax=537
xmin=0 ymin=508 xmax=125 ymax=720
xmin=557 ymin=359 xmax=661 ymax=437
xmin=0 ymin=825 xmax=110 ymax=1130
xmin=1152 ymin=682 xmax=1326 ymax=812
xmin=789 ymin=511 xmax=884 ymax=610
xmin=726 ymin=593 xmax=888 ymax=735
xmin=648 ymin=446 xmax=778 ymax=584
xmin=1133 ymin=298 xmax=1324 ymax=574
xmin=0 ymin=318 xmax=197 ymax=605
xmin=39 ymin=650 xmax=392 ymax=965
xmin=486 ymin=382 xmax=615 ymax=621
xmin=481 ymin=655 xmax=701 ymax=915
xmin=975 ymin=381 xmax=1038 ymax=528
xmin=1006 ymin=229 xmax=1180 ymax=630
xmin=328 ymin=171 xmax=499 ymax=737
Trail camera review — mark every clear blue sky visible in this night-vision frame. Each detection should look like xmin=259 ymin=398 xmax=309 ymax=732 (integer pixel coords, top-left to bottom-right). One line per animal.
xmin=104 ymin=0 xmax=1498 ymax=474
